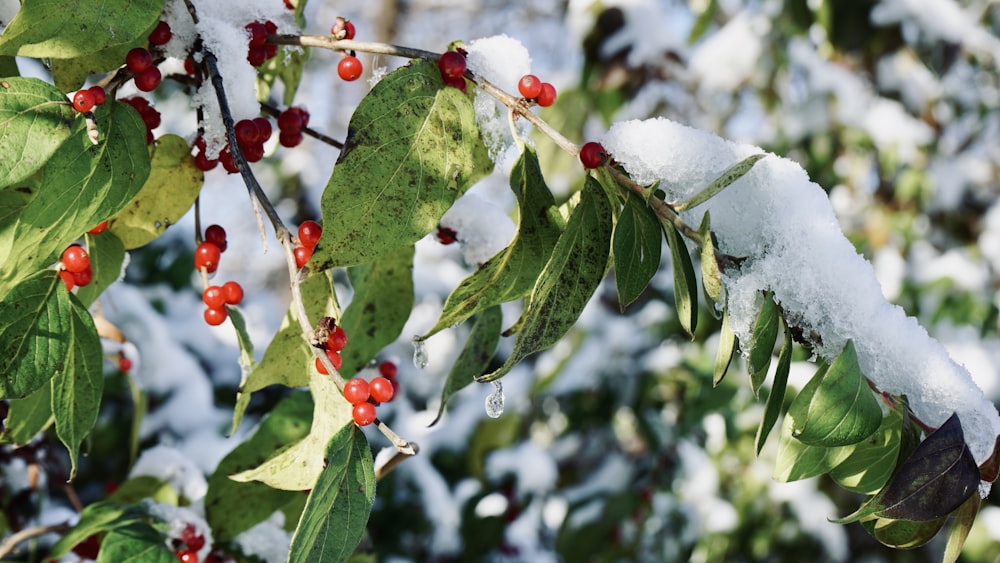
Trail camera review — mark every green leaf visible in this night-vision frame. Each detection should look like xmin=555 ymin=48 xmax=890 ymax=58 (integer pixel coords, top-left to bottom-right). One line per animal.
xmin=861 ymin=516 xmax=947 ymax=549
xmin=687 ymin=0 xmax=718 ymax=44
xmin=52 ymin=293 xmax=104 ymax=479
xmin=828 ymin=407 xmax=903 ymax=494
xmin=698 ymin=212 xmax=722 ymax=314
xmin=51 ymin=41 xmax=137 ymax=92
xmin=876 ymin=412 xmax=980 ymax=521
xmin=747 ymin=290 xmax=779 ymax=395
xmin=50 ymin=502 xmax=146 ymax=558
xmin=663 ymin=219 xmax=697 ymax=338
xmin=288 ymin=425 xmax=376 ymax=563
xmin=339 ymin=245 xmax=415 ymax=376
xmin=0 ymin=270 xmax=72 ymax=398
xmin=0 ymin=99 xmax=150 ymax=294
xmin=754 ymin=316 xmax=791 ymax=455
xmin=0 ymin=77 xmax=77 ymax=188
xmin=96 ymin=522 xmax=177 ymax=563
xmin=943 ymin=492 xmax=981 ymax=563
xmin=74 ymin=231 xmax=125 ymax=307
xmin=106 ymin=476 xmax=177 ymax=506
xmin=230 ymin=370 xmax=352 ymax=491
xmin=613 ymin=191 xmax=661 ymax=311
xmin=257 ymin=44 xmax=308 ymax=107
xmin=227 ymin=305 xmax=256 ymax=383
xmin=5 ymin=381 xmax=53 ymax=444
xmin=431 ymin=306 xmax=502 ymax=426
xmin=231 ymin=273 xmax=337 ymax=433
xmin=0 ymin=0 xmax=165 ymax=58
xmin=672 ymin=154 xmax=765 ymax=212
xmin=421 ymin=146 xmax=562 ymax=339
xmin=107 ymin=134 xmax=203 ymax=250
xmin=791 ymin=340 xmax=882 ymax=446
xmin=480 ymin=176 xmax=613 ymax=382
xmin=713 ymin=306 xmax=736 ymax=387
xmin=207 ymin=392 xmax=313 ymax=542
xmin=312 ymin=59 xmax=491 ymax=269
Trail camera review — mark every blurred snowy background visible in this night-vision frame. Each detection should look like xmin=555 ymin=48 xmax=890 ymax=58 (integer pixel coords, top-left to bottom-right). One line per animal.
xmin=4 ymin=0 xmax=1000 ymax=561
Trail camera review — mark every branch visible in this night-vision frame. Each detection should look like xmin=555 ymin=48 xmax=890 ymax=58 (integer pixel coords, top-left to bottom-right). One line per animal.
xmin=0 ymin=523 xmax=71 ymax=560
xmin=605 ymin=165 xmax=703 ymax=246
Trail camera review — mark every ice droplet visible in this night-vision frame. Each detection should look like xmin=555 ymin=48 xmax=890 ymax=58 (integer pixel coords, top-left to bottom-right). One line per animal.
xmin=485 ymin=381 xmax=504 ymax=418
xmin=412 ymin=336 xmax=428 ymax=369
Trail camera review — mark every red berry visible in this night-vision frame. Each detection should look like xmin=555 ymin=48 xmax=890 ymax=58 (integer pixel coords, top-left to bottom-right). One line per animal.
xmin=203 ymin=285 xmax=225 ymax=309
xmin=59 ymin=270 xmax=75 ymax=290
xmin=194 ymin=242 xmax=222 ymax=273
xmin=343 ymin=377 xmax=370 ymax=405
xmin=242 ymin=141 xmax=265 ymax=163
xmin=176 ymin=549 xmax=198 ymax=563
xmin=73 ymin=536 xmax=101 ymax=559
xmin=327 ymin=325 xmax=347 ymax=352
xmin=518 ymin=75 xmax=542 ymax=99
xmin=234 ymin=119 xmax=260 ymax=147
xmin=352 ymin=402 xmax=376 ymax=426
xmin=194 ymin=150 xmax=218 ymax=171
xmin=141 ymin=106 xmax=162 ymax=130
xmin=184 ymin=57 xmax=196 ymax=75
xmin=378 ymin=361 xmax=398 ymax=379
xmin=284 ymin=0 xmax=294 ymax=9
xmin=265 ymin=44 xmax=278 ymax=60
xmin=72 ymin=266 xmax=93 ymax=287
xmin=278 ymin=130 xmax=303 ymax=148
xmin=370 ymin=376 xmax=394 ymax=403
xmin=119 ymin=356 xmax=132 ymax=372
xmin=148 ymin=21 xmax=172 ymax=46
xmin=293 ymin=245 xmax=312 ymax=268
xmin=314 ymin=349 xmax=343 ymax=374
xmin=125 ymin=47 xmax=153 ymax=73
xmin=247 ymin=45 xmax=267 ymax=67
xmin=277 ymin=109 xmax=303 ymax=132
xmin=246 ymin=22 xmax=268 ymax=46
xmin=89 ymin=220 xmax=109 ymax=235
xmin=437 ymin=51 xmax=466 ymax=79
xmin=204 ymin=306 xmax=227 ymax=326
xmin=219 ymin=146 xmax=238 ymax=174
xmin=180 ymin=523 xmax=205 ymax=552
xmin=222 ymin=281 xmax=244 ymax=305
xmin=436 ymin=226 xmax=457 ymax=245
xmin=264 ymin=20 xmax=277 ymax=35
xmin=134 ymin=66 xmax=162 ymax=92
xmin=204 ymin=224 xmax=227 ymax=252
xmin=579 ymin=141 xmax=607 ymax=169
xmin=72 ymin=89 xmax=96 ymax=113
xmin=537 ymin=83 xmax=556 ymax=107
xmin=442 ymin=75 xmax=467 ymax=92
xmin=344 ymin=21 xmax=356 ymax=40
xmin=61 ymin=244 xmax=90 ymax=273
xmin=253 ymin=117 xmax=272 ymax=141
xmin=291 ymin=107 xmax=310 ymax=127
xmin=88 ymin=85 xmax=107 ymax=106
xmin=298 ymin=220 xmax=322 ymax=249
xmin=337 ymin=56 xmax=362 ymax=81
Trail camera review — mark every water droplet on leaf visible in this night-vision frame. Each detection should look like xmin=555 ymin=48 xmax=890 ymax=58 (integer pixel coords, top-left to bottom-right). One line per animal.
xmin=485 ymin=381 xmax=504 ymax=418
xmin=412 ymin=336 xmax=428 ymax=369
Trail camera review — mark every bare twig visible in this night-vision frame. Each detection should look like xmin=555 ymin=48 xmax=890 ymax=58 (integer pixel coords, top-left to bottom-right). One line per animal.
xmin=260 ymin=103 xmax=344 ymax=149
xmin=0 ymin=523 xmax=71 ymax=559
xmin=374 ymin=441 xmax=420 ymax=479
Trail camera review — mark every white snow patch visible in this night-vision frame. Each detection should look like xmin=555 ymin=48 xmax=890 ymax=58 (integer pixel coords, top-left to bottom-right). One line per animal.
xmin=485 ymin=441 xmax=558 ymax=495
xmin=439 ymin=192 xmax=516 ymax=265
xmin=130 ymin=445 xmax=208 ymax=502
xmin=600 ymin=117 xmax=1000 ymax=468
xmin=232 ymin=511 xmax=292 ymax=563
xmin=689 ymin=13 xmax=769 ymax=92
xmin=465 ymin=35 xmax=533 ymax=161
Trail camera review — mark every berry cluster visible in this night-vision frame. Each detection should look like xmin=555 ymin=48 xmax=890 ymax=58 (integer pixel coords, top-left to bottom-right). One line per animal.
xmin=314 ymin=323 xmax=347 ymax=374
xmin=517 ymin=74 xmax=557 ymax=107
xmin=126 ymin=47 xmax=162 ymax=93
xmin=58 ymin=244 xmax=93 ymax=290
xmin=71 ymin=85 xmax=107 ymax=113
xmin=333 ymin=18 xmax=363 ymax=82
xmin=172 ymin=523 xmax=205 ymax=562
xmin=277 ymin=106 xmax=310 ymax=148
xmin=437 ymin=50 xmax=467 ymax=92
xmin=293 ymin=220 xmax=322 ymax=268
xmin=344 ymin=361 xmax=398 ymax=426
xmin=245 ymin=20 xmax=279 ymax=67
xmin=121 ymin=96 xmax=161 ymax=145
xmin=196 ymin=224 xmax=244 ymax=326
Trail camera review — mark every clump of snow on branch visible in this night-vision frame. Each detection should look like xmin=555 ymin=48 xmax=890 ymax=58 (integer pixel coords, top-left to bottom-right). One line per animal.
xmin=600 ymin=117 xmax=1000 ymax=465
xmin=439 ymin=193 xmax=515 ymax=265
xmin=465 ymin=35 xmax=533 ymax=161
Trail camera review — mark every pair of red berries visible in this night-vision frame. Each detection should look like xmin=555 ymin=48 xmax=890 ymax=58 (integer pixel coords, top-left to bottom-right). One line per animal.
xmin=293 ymin=220 xmax=322 ymax=268
xmin=438 ymin=50 xmax=467 ymax=92
xmin=246 ymin=20 xmax=279 ymax=67
xmin=314 ymin=325 xmax=348 ymax=374
xmin=333 ymin=18 xmax=363 ymax=82
xmin=517 ymin=74 xmax=557 ymax=107
xmin=71 ymin=85 xmax=107 ymax=113
xmin=231 ymin=117 xmax=275 ymax=165
xmin=59 ymin=244 xmax=93 ymax=290
xmin=276 ymin=106 xmax=310 ymax=148
xmin=126 ymin=47 xmax=162 ymax=92
xmin=345 ymin=362 xmax=398 ymax=426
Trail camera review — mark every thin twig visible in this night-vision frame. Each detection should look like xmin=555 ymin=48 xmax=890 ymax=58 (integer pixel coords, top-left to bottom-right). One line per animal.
xmin=0 ymin=523 xmax=71 ymax=559
xmin=374 ymin=441 xmax=420 ymax=479
xmin=260 ymin=103 xmax=344 ymax=149
xmin=606 ymin=166 xmax=703 ymax=245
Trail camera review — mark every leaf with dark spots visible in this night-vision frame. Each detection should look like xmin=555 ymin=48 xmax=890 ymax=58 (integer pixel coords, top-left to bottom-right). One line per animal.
xmin=431 ymin=306 xmax=502 ymax=426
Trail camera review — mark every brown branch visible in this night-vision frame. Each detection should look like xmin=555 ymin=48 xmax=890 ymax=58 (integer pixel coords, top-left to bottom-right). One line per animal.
xmin=0 ymin=523 xmax=71 ymax=559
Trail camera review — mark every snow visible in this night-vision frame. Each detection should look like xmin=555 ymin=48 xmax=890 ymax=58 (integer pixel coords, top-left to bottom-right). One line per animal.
xmin=600 ymin=116 xmax=1000 ymax=466
xmin=438 ymin=192 xmax=516 ymax=265
xmin=129 ymin=445 xmax=209 ymax=502
xmin=689 ymin=12 xmax=769 ymax=92
xmin=232 ymin=511 xmax=291 ymax=562
xmin=465 ymin=35 xmax=534 ymax=161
